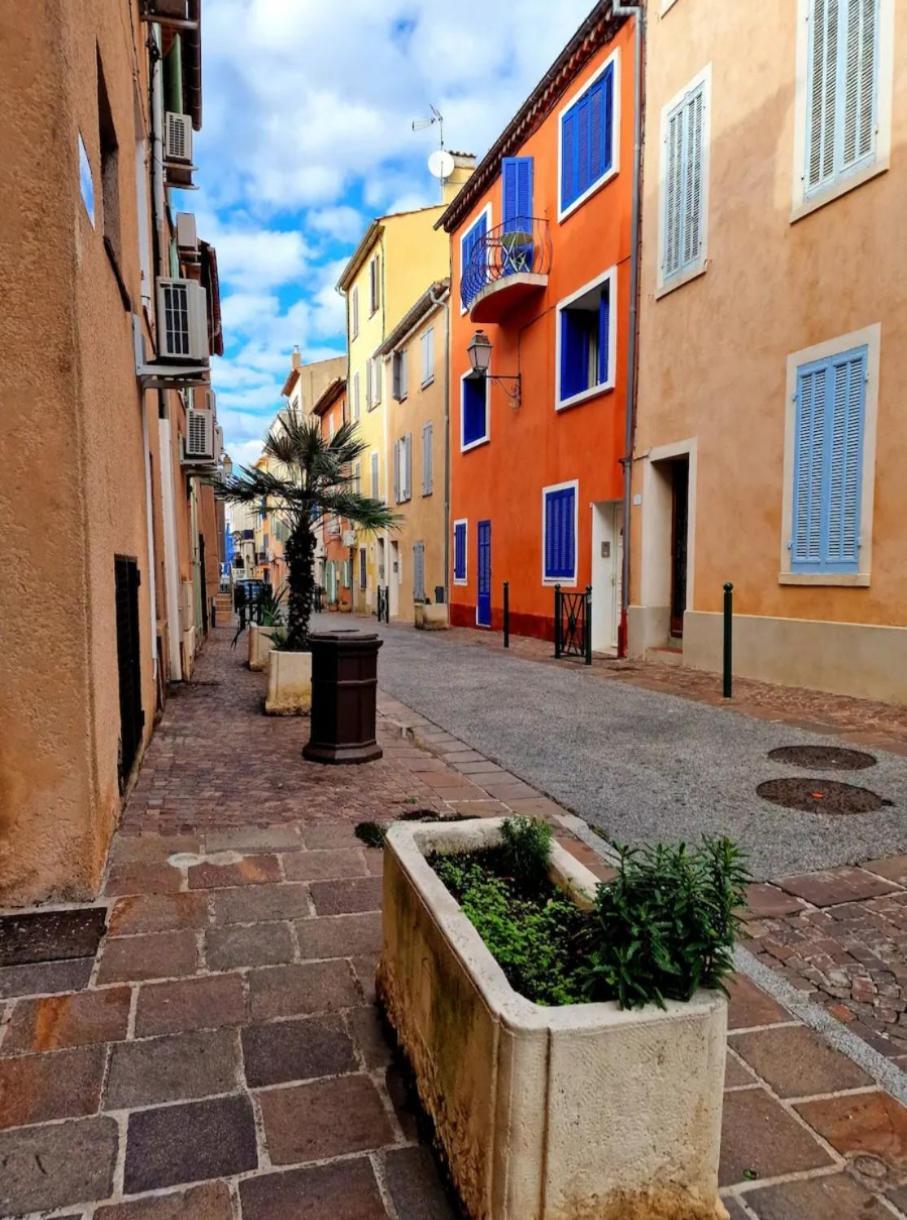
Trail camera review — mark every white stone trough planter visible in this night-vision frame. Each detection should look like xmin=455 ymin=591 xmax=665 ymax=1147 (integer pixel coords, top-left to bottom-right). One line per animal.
xmin=419 ymin=602 xmax=448 ymax=630
xmin=264 ymin=648 xmax=312 ymax=715
xmin=247 ymin=624 xmax=276 ymax=671
xmin=377 ymin=818 xmax=728 ymax=1220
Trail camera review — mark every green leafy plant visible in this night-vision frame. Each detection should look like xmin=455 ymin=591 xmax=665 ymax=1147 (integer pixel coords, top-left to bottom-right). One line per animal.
xmin=256 ymin=584 xmax=286 ymax=627
xmin=581 ymin=837 xmax=750 ymax=1010
xmin=428 ymin=820 xmax=749 ymax=1011
xmin=214 ymin=416 xmax=399 ymax=652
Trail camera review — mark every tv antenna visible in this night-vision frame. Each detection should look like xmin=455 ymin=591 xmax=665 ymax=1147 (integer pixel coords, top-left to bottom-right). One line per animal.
xmin=412 ymin=104 xmax=444 ymax=149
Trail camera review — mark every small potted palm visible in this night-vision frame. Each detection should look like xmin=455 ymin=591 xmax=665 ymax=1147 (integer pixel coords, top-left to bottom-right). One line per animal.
xmin=248 ymin=584 xmax=285 ymax=671
xmin=215 ymin=415 xmax=397 ymax=715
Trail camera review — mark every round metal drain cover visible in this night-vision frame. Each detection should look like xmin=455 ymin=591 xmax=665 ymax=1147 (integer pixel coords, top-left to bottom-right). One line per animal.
xmin=757 ymin=777 xmax=891 ymax=815
xmin=768 ymin=744 xmax=877 ymax=771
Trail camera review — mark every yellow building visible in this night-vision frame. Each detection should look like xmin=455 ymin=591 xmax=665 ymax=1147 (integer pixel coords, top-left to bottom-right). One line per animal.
xmin=336 ymin=157 xmax=473 ymax=612
xmin=376 ymin=279 xmax=450 ymax=619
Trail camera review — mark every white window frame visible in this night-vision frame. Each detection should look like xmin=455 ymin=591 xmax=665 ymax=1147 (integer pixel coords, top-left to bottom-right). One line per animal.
xmin=557 ymin=47 xmax=622 ymax=223
xmin=554 ymin=265 xmax=618 ymax=411
xmin=656 ymin=63 xmax=712 ymax=299
xmin=791 ymin=0 xmax=893 ymax=222
xmin=460 ymin=369 xmax=491 ymax=453
xmin=541 ymin=479 xmax=580 ymax=587
xmin=453 ymin=517 xmax=469 ymax=586
xmin=459 ymin=203 xmax=493 ymax=315
xmin=779 ymin=323 xmax=880 ymax=587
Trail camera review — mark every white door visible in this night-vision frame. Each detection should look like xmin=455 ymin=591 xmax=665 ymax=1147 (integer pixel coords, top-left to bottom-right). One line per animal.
xmin=590 ymin=501 xmax=622 ymax=653
xmin=390 ymin=541 xmax=400 ymax=618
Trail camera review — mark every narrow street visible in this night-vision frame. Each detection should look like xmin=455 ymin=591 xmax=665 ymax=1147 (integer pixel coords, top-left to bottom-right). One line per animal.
xmin=2 ymin=625 xmax=907 ymax=1217
xmin=370 ymin=619 xmax=907 ymax=879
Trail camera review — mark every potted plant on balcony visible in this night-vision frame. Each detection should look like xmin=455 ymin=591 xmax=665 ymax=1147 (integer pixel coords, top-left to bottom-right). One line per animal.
xmin=378 ymin=817 xmax=747 ymax=1220
xmin=215 ymin=415 xmax=397 ymax=715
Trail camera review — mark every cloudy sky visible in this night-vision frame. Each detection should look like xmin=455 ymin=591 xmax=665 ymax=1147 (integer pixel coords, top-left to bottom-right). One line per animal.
xmin=183 ymin=0 xmax=593 ymax=468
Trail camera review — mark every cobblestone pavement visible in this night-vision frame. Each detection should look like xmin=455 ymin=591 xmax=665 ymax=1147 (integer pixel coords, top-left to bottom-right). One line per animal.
xmin=2 ymin=625 xmax=907 ymax=1218
xmin=365 ymin=618 xmax=907 ymax=878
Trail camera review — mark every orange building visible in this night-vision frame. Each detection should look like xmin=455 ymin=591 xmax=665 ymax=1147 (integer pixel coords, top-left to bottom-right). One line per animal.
xmin=441 ymin=2 xmax=637 ymax=650
xmin=312 ymin=377 xmax=354 ymax=610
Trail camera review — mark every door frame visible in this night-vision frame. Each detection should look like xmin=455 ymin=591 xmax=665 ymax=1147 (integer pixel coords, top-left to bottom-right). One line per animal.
xmin=476 ymin=519 xmax=492 ymax=628
xmin=640 ymin=437 xmax=698 ymax=641
xmin=590 ymin=500 xmax=622 ymax=653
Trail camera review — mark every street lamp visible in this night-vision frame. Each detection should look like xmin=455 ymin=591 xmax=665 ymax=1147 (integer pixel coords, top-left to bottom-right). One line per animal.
xmin=466 ymin=329 xmax=521 ymax=404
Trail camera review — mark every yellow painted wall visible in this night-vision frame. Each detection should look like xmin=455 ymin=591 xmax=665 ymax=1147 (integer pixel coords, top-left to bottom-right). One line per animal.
xmin=630 ymin=0 xmax=907 ymax=698
xmin=341 ymin=207 xmax=450 ymax=611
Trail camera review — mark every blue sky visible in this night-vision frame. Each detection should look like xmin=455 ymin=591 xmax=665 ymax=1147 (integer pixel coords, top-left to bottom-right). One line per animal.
xmin=181 ymin=0 xmax=593 ymax=468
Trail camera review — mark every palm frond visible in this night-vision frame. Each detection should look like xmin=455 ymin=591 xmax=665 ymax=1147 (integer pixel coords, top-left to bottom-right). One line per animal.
xmin=316 ymin=489 xmax=400 ymax=533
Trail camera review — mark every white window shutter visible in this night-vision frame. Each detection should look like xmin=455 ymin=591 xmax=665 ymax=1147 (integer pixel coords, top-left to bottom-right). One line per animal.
xmin=663 ymin=104 xmax=684 ymax=277
xmin=842 ymin=0 xmax=877 ymax=170
xmin=422 ymin=422 xmax=433 ymax=494
xmin=371 ymin=452 xmax=379 ymax=498
xmin=404 ymin=433 xmax=412 ymax=500
xmin=792 ymin=366 xmax=827 ymax=566
xmin=393 ymin=440 xmax=401 ymax=503
xmin=683 ymin=87 xmax=705 ymax=266
xmin=807 ymin=0 xmax=839 ymax=191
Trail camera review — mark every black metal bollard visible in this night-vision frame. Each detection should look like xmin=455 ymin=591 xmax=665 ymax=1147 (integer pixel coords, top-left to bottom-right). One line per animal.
xmin=585 ymin=586 xmax=593 ymax=666
xmin=554 ymin=585 xmax=562 ymax=658
xmin=503 ymin=582 xmax=510 ymax=649
xmin=723 ymin=582 xmax=734 ymax=698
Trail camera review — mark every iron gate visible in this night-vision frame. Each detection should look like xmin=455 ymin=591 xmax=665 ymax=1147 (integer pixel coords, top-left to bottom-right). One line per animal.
xmin=554 ymin=585 xmax=592 ymax=665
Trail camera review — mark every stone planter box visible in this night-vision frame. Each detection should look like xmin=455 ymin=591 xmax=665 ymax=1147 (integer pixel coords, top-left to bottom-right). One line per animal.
xmin=378 ymin=819 xmax=728 ymax=1220
xmin=264 ymin=649 xmax=312 ymax=715
xmin=248 ymin=624 xmax=276 ymax=671
xmin=419 ymin=603 xmax=448 ymax=630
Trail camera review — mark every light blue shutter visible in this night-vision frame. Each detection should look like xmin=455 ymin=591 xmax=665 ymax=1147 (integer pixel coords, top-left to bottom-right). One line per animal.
xmin=663 ymin=102 xmax=684 ymax=278
xmin=371 ymin=452 xmax=379 ymax=499
xmin=663 ymin=81 xmax=705 ymax=278
xmin=825 ymin=351 xmax=865 ymax=569
xmin=807 ymin=0 xmax=839 ymax=192
xmin=842 ymin=0 xmax=878 ymax=171
xmin=792 ymin=364 xmax=827 ymax=569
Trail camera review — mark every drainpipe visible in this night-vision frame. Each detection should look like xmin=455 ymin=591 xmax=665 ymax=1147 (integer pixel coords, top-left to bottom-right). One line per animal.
xmin=613 ymin=1 xmax=645 ymax=657
xmin=427 ymin=282 xmax=451 ymax=606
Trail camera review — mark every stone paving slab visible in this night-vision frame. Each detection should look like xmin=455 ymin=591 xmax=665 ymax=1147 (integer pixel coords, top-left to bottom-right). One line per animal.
xmin=0 ymin=626 xmax=906 ymax=1218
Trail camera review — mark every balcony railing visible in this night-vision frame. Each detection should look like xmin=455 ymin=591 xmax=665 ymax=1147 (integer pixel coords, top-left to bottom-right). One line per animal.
xmin=461 ymin=216 xmax=552 ymax=313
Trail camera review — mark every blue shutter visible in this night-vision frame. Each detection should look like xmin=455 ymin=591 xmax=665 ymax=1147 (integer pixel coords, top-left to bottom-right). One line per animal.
xmin=503 ymin=156 xmax=533 ymax=231
xmin=588 ymin=79 xmax=605 ymax=185
xmin=454 ymin=523 xmax=467 ymax=580
xmin=792 ymin=364 xmax=827 ymax=570
xmin=461 ymin=213 xmax=489 ymax=306
xmin=561 ymin=105 xmax=579 ymax=210
xmin=544 ymin=488 xmax=576 ymax=580
xmin=576 ymin=93 xmax=591 ymax=197
xmin=560 ymin=310 xmax=587 ymax=401
xmin=463 ymin=377 xmax=487 ymax=447
xmin=597 ymin=287 xmax=610 ymax=385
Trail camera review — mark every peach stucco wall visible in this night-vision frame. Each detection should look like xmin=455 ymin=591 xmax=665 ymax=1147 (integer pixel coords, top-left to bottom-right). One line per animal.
xmin=0 ymin=1 xmax=159 ymax=903
xmin=631 ymin=1 xmax=907 ymax=651
xmin=448 ymin=19 xmax=635 ymax=639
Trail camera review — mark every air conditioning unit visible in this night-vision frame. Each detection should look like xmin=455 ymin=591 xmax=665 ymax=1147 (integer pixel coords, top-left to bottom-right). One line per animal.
xmin=175 ymin=212 xmax=198 ymax=252
xmin=184 ymin=407 xmax=215 ymax=461
xmin=164 ymin=112 xmax=193 ymax=163
xmin=157 ymin=277 xmax=208 ymax=361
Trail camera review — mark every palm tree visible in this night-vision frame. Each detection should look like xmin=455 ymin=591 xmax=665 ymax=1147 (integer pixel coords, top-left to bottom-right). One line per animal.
xmin=214 ymin=413 xmax=397 ymax=651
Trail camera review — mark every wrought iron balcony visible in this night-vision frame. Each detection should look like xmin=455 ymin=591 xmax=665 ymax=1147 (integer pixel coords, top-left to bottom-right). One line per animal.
xmin=461 ymin=216 xmax=552 ymax=323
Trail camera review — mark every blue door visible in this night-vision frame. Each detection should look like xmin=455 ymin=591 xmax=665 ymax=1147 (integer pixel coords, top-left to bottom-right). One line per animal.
xmin=477 ymin=520 xmax=492 ymax=628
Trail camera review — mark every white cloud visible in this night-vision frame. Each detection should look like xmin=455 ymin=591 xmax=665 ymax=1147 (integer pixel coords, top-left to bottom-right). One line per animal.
xmin=199 ymin=0 xmax=596 ymax=456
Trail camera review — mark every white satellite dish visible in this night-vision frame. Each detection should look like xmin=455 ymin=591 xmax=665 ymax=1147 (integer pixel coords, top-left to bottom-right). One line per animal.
xmin=428 ymin=149 xmax=455 ymax=181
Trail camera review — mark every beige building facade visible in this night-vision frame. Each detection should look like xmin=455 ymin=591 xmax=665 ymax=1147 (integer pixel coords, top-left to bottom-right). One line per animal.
xmin=629 ymin=0 xmax=907 ymax=703
xmin=0 ymin=0 xmax=223 ymax=905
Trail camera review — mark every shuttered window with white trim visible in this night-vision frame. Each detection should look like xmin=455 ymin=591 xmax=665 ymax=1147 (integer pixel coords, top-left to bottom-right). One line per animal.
xmin=421 ymin=327 xmax=435 ymax=386
xmin=370 ymin=452 xmax=379 ymax=499
xmin=806 ymin=0 xmax=879 ymax=197
xmin=422 ymin=422 xmax=433 ymax=495
xmin=791 ymin=345 xmax=867 ymax=574
xmin=352 ymin=371 xmax=361 ymax=420
xmin=662 ymin=77 xmax=707 ymax=283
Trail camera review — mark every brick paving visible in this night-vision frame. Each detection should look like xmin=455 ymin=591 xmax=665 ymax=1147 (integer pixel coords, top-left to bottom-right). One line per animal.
xmin=1 ymin=625 xmax=907 ymax=1217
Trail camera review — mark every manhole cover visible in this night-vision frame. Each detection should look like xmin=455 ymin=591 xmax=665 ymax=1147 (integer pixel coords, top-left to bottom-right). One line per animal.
xmin=757 ymin=777 xmax=892 ymax=815
xmin=768 ymin=745 xmax=877 ymax=770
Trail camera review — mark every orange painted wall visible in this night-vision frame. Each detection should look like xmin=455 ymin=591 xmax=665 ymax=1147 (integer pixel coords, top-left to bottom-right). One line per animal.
xmin=448 ymin=22 xmax=635 ymax=639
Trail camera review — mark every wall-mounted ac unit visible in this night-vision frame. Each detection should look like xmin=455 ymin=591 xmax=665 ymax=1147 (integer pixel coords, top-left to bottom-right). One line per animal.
xmin=184 ymin=407 xmax=215 ymax=461
xmin=175 ymin=212 xmax=198 ymax=252
xmin=157 ymin=277 xmax=208 ymax=361
xmin=165 ymin=112 xmax=193 ymax=163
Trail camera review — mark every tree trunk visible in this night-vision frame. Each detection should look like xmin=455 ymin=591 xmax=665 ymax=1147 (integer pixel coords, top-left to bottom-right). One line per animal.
xmin=285 ymin=522 xmax=316 ymax=650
